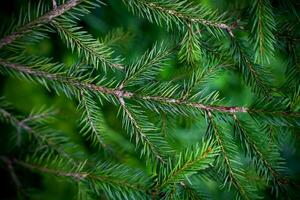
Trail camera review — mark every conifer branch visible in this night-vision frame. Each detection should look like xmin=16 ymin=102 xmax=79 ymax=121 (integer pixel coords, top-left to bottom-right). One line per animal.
xmin=233 ymin=117 xmax=289 ymax=192
xmin=281 ymin=40 xmax=300 ymax=101
xmin=0 ymin=59 xmax=299 ymax=119
xmin=101 ymin=28 xmax=133 ymax=47
xmin=0 ymin=106 xmax=73 ymax=160
xmin=11 ymin=158 xmax=147 ymax=193
xmin=250 ymin=0 xmax=276 ymax=64
xmin=0 ymin=0 xmax=91 ymax=49
xmin=0 ymin=156 xmax=22 ymax=190
xmin=178 ymin=25 xmax=202 ymax=65
xmin=0 ymin=0 xmax=299 ymax=198
xmin=121 ymin=42 xmax=172 ymax=87
xmin=7 ymin=156 xmax=150 ymax=200
xmin=119 ymin=102 xmax=167 ymax=162
xmin=156 ymin=140 xmax=218 ymax=190
xmin=180 ymin=184 xmax=204 ymax=200
xmin=0 ymin=107 xmax=31 ymax=133
xmin=229 ymin=37 xmax=271 ymax=94
xmin=122 ymin=0 xmax=233 ymax=36
xmin=16 ymin=159 xmax=88 ymax=179
xmin=207 ymin=112 xmax=256 ymax=200
xmin=79 ymin=92 xmax=107 ymax=148
xmin=21 ymin=111 xmax=54 ymax=124
xmin=52 ymin=19 xmax=124 ymax=70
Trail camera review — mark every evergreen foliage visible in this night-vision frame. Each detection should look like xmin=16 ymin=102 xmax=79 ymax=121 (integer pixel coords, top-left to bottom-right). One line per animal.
xmin=0 ymin=0 xmax=299 ymax=199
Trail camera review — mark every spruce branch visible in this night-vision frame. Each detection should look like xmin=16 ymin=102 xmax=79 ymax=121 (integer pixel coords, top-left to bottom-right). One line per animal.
xmin=207 ymin=112 xmax=258 ymax=200
xmin=156 ymin=140 xmax=219 ymax=190
xmin=15 ymin=159 xmax=89 ymax=180
xmin=180 ymin=60 xmax=221 ymax=101
xmin=280 ymin=40 xmax=300 ymax=104
xmin=79 ymin=92 xmax=107 ymax=149
xmin=121 ymin=42 xmax=173 ymax=87
xmin=0 ymin=0 xmax=299 ymax=198
xmin=0 ymin=106 xmax=73 ymax=160
xmin=0 ymin=58 xmax=299 ymax=119
xmin=180 ymin=184 xmax=205 ymax=200
xmin=9 ymin=157 xmax=149 ymax=199
xmin=52 ymin=19 xmax=124 ymax=70
xmin=118 ymin=102 xmax=168 ymax=162
xmin=229 ymin=37 xmax=271 ymax=94
xmin=0 ymin=106 xmax=47 ymax=146
xmin=0 ymin=107 xmax=31 ymax=133
xmin=21 ymin=110 xmax=55 ymax=124
xmin=250 ymin=0 xmax=276 ymax=64
xmin=100 ymin=28 xmax=133 ymax=47
xmin=0 ymin=156 xmax=22 ymax=193
xmin=178 ymin=25 xmax=202 ymax=65
xmin=233 ymin=117 xmax=289 ymax=194
xmin=122 ymin=0 xmax=233 ymax=36
xmin=0 ymin=0 xmax=98 ymax=49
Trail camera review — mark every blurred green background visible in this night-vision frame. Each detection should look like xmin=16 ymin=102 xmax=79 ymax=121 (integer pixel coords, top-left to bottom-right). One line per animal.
xmin=0 ymin=0 xmax=299 ymax=199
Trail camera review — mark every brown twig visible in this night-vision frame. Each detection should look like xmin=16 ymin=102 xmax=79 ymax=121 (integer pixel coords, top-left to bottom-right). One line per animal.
xmin=0 ymin=0 xmax=83 ymax=49
xmin=52 ymin=0 xmax=58 ymax=9
xmin=144 ymin=1 xmax=234 ymax=36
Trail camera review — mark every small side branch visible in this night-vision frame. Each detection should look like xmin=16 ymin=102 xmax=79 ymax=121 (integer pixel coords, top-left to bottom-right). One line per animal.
xmin=0 ymin=156 xmax=22 ymax=189
xmin=0 ymin=106 xmax=72 ymax=160
xmin=141 ymin=1 xmax=233 ymax=34
xmin=13 ymin=159 xmax=88 ymax=180
xmin=8 ymin=158 xmax=147 ymax=192
xmin=0 ymin=0 xmax=83 ymax=49
xmin=52 ymin=0 xmax=58 ymax=9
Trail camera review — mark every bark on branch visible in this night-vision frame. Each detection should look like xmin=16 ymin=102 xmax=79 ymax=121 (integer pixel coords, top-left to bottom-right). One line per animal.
xmin=0 ymin=0 xmax=83 ymax=49
xmin=0 ymin=59 xmax=299 ymax=118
